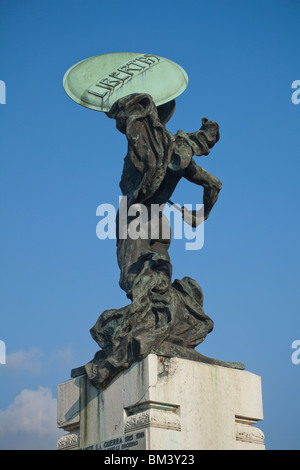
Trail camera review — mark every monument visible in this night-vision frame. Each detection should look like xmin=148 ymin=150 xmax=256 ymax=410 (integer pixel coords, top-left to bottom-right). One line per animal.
xmin=57 ymin=53 xmax=265 ymax=450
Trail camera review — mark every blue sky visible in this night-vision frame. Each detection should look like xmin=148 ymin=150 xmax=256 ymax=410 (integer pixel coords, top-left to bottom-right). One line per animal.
xmin=0 ymin=0 xmax=300 ymax=450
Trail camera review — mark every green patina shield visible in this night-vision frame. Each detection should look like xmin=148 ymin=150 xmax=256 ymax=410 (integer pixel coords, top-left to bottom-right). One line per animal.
xmin=63 ymin=52 xmax=188 ymax=112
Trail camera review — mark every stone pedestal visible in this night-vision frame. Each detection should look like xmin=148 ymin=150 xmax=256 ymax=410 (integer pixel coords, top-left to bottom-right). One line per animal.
xmin=57 ymin=354 xmax=265 ymax=450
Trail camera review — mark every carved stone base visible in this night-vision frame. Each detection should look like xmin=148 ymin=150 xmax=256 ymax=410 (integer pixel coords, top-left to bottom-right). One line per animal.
xmin=57 ymin=432 xmax=79 ymax=450
xmin=57 ymin=354 xmax=265 ymax=450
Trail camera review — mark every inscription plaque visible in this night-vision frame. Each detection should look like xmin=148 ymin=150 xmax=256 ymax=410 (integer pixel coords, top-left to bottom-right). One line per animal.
xmin=82 ymin=430 xmax=146 ymax=451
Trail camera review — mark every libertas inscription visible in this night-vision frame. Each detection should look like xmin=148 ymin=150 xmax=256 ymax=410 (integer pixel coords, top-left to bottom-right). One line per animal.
xmin=88 ymin=54 xmax=160 ymax=101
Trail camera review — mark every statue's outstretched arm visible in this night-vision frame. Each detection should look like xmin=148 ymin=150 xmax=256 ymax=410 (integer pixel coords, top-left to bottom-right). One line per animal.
xmin=184 ymin=159 xmax=222 ymax=221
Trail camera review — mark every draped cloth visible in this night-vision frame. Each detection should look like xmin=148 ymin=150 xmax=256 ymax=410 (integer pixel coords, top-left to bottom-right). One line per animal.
xmin=107 ymin=93 xmax=174 ymax=207
xmin=107 ymin=93 xmax=220 ymax=207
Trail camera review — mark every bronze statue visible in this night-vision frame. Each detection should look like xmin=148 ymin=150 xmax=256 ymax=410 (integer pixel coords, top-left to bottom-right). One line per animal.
xmin=83 ymin=93 xmax=244 ymax=389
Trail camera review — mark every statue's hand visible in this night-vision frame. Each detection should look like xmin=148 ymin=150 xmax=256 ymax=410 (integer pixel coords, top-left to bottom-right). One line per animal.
xmin=181 ymin=207 xmax=204 ymax=228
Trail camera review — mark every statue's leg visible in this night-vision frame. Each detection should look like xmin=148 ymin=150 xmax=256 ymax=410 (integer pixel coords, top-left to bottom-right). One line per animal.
xmin=117 ymin=205 xmax=172 ymax=298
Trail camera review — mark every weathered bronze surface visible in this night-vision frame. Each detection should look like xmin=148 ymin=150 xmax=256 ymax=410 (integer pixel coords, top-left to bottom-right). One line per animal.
xmin=81 ymin=94 xmax=244 ymax=389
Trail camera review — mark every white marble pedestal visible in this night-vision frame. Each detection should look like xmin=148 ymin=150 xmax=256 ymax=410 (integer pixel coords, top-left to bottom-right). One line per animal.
xmin=57 ymin=354 xmax=265 ymax=450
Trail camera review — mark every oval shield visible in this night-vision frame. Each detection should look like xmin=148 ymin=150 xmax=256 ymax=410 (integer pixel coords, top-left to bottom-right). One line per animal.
xmin=63 ymin=52 xmax=188 ymax=112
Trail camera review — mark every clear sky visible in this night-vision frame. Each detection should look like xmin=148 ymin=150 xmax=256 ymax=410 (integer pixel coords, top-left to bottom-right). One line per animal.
xmin=1 ymin=0 xmax=300 ymax=450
